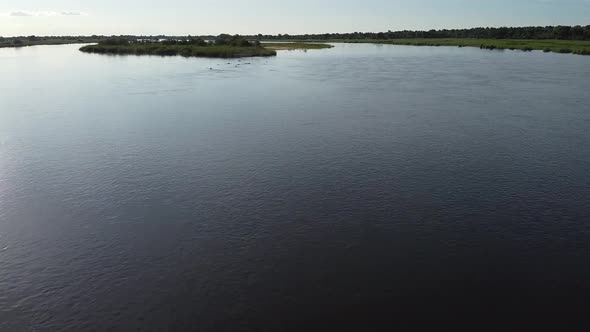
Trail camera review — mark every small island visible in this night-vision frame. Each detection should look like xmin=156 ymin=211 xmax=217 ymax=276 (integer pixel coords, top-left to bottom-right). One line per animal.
xmin=80 ymin=35 xmax=278 ymax=58
xmin=79 ymin=35 xmax=334 ymax=58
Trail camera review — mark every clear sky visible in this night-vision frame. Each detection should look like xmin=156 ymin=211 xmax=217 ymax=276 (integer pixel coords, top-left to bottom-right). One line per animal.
xmin=1 ymin=0 xmax=589 ymax=36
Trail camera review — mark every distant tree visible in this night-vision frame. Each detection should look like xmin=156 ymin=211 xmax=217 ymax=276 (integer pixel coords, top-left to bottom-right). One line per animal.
xmin=98 ymin=38 xmax=129 ymax=46
xmin=495 ymin=27 xmax=509 ymax=38
xmin=188 ymin=38 xmax=208 ymax=46
xmin=213 ymin=34 xmax=254 ymax=47
xmin=13 ymin=39 xmax=23 ymax=45
xmin=235 ymin=38 xmax=251 ymax=47
xmin=554 ymin=26 xmax=572 ymax=39
xmin=214 ymin=34 xmax=232 ymax=46
xmin=258 ymin=25 xmax=590 ymax=41
xmin=162 ymin=39 xmax=178 ymax=46
xmin=571 ymin=26 xmax=584 ymax=40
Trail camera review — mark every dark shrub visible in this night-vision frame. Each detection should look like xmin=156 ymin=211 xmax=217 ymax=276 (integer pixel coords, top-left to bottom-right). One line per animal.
xmin=188 ymin=38 xmax=208 ymax=46
xmin=215 ymin=34 xmax=253 ymax=47
xmin=215 ymin=34 xmax=232 ymax=46
xmin=98 ymin=38 xmax=129 ymax=46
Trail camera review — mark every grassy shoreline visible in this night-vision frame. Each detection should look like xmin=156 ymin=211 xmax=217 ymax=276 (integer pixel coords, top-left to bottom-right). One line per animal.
xmin=291 ymin=38 xmax=590 ymax=55
xmin=79 ymin=42 xmax=333 ymax=58
xmin=80 ymin=44 xmax=277 ymax=58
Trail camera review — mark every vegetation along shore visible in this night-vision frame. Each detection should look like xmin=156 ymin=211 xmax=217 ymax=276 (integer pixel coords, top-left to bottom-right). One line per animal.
xmin=302 ymin=38 xmax=590 ymax=55
xmin=78 ymin=35 xmax=333 ymax=58
xmin=262 ymin=25 xmax=590 ymax=55
xmin=80 ymin=35 xmax=278 ymax=58
xmin=3 ymin=26 xmax=589 ymax=55
xmin=0 ymin=36 xmax=100 ymax=48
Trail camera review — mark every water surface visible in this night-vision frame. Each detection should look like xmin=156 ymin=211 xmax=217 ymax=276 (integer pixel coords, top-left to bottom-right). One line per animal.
xmin=1 ymin=44 xmax=590 ymax=330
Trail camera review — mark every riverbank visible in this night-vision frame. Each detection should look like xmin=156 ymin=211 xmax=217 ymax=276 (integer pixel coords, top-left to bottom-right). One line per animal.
xmin=0 ymin=37 xmax=101 ymax=48
xmin=300 ymin=38 xmax=590 ymax=55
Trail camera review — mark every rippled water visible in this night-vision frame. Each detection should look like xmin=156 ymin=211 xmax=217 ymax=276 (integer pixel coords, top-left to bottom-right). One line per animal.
xmin=1 ymin=44 xmax=589 ymax=330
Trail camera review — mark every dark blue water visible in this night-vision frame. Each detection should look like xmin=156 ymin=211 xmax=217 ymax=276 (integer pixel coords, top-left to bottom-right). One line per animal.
xmin=1 ymin=44 xmax=589 ymax=330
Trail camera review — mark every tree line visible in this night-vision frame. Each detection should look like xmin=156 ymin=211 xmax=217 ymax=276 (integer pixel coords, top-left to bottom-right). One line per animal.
xmin=4 ymin=26 xmax=589 ymax=46
xmin=256 ymin=26 xmax=590 ymax=41
xmin=97 ymin=34 xmax=260 ymax=48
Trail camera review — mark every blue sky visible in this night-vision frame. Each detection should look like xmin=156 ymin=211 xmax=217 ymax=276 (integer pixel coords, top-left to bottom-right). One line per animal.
xmin=1 ymin=0 xmax=589 ymax=36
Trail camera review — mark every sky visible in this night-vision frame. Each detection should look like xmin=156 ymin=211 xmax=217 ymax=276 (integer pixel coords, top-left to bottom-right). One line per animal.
xmin=1 ymin=0 xmax=589 ymax=36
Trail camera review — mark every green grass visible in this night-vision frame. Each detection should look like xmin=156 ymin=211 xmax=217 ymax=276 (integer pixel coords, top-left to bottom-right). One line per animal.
xmin=262 ymin=42 xmax=334 ymax=50
xmin=80 ymin=44 xmax=277 ymax=58
xmin=290 ymin=38 xmax=590 ymax=55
